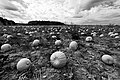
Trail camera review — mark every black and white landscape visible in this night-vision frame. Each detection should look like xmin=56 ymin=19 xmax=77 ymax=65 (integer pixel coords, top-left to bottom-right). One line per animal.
xmin=0 ymin=0 xmax=120 ymax=80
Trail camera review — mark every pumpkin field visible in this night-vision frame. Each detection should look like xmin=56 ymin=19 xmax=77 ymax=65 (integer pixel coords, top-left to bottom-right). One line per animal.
xmin=1 ymin=25 xmax=120 ymax=80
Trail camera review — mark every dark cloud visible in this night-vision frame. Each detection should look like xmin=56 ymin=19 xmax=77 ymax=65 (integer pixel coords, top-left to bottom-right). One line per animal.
xmin=73 ymin=15 xmax=83 ymax=18
xmin=0 ymin=0 xmax=18 ymax=11
xmin=4 ymin=6 xmax=18 ymax=11
xmin=75 ymin=0 xmax=117 ymax=14
xmin=75 ymin=0 xmax=103 ymax=14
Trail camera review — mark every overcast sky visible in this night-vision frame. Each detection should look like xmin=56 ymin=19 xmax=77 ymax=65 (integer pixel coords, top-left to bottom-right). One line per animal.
xmin=0 ymin=0 xmax=120 ymax=25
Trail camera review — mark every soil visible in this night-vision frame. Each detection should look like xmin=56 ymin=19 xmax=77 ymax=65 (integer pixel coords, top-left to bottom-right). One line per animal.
xmin=0 ymin=25 xmax=120 ymax=80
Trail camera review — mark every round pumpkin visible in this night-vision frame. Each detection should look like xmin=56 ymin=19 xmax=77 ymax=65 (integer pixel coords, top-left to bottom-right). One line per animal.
xmin=99 ymin=34 xmax=104 ymax=37
xmin=52 ymin=35 xmax=56 ymax=39
xmin=69 ymin=41 xmax=78 ymax=51
xmin=115 ymin=36 xmax=119 ymax=38
xmin=7 ymin=35 xmax=13 ymax=39
xmin=101 ymin=55 xmax=114 ymax=64
xmin=1 ymin=44 xmax=12 ymax=51
xmin=55 ymin=40 xmax=62 ymax=46
xmin=32 ymin=39 xmax=40 ymax=47
xmin=85 ymin=36 xmax=93 ymax=42
xmin=17 ymin=58 xmax=32 ymax=71
xmin=50 ymin=51 xmax=67 ymax=68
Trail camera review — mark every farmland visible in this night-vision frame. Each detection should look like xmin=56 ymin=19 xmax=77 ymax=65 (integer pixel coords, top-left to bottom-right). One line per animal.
xmin=1 ymin=25 xmax=120 ymax=80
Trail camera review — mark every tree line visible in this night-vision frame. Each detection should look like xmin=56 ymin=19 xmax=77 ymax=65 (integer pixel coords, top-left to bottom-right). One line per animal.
xmin=0 ymin=17 xmax=65 ymax=26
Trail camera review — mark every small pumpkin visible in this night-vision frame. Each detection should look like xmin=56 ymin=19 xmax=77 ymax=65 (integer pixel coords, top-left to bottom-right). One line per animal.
xmin=17 ymin=58 xmax=32 ymax=71
xmin=69 ymin=41 xmax=78 ymax=51
xmin=86 ymin=36 xmax=93 ymax=42
xmin=55 ymin=40 xmax=62 ymax=46
xmin=101 ymin=55 xmax=114 ymax=64
xmin=1 ymin=44 xmax=12 ymax=52
xmin=32 ymin=39 xmax=40 ymax=47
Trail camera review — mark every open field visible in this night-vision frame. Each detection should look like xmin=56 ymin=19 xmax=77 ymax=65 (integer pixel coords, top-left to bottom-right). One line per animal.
xmin=1 ymin=25 xmax=120 ymax=80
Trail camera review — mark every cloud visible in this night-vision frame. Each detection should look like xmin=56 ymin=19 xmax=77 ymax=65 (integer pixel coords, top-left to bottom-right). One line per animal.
xmin=10 ymin=0 xmax=28 ymax=8
xmin=75 ymin=0 xmax=117 ymax=14
xmin=74 ymin=7 xmax=120 ymax=25
xmin=22 ymin=0 xmax=75 ymax=22
xmin=0 ymin=0 xmax=29 ymax=23
xmin=103 ymin=12 xmax=120 ymax=19
xmin=114 ymin=0 xmax=120 ymax=5
xmin=81 ymin=17 xmax=120 ymax=25
xmin=75 ymin=0 xmax=102 ymax=14
xmin=70 ymin=0 xmax=120 ymax=25
xmin=0 ymin=0 xmax=18 ymax=11
xmin=0 ymin=0 xmax=120 ymax=25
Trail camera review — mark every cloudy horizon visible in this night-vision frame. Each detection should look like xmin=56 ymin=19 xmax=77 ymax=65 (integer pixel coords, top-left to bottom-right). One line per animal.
xmin=0 ymin=0 xmax=120 ymax=25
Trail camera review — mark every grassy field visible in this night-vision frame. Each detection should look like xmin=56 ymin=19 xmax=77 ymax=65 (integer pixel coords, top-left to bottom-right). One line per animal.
xmin=0 ymin=25 xmax=120 ymax=80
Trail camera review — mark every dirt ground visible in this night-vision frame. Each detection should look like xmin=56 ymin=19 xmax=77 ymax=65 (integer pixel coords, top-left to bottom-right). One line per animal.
xmin=1 ymin=25 xmax=120 ymax=80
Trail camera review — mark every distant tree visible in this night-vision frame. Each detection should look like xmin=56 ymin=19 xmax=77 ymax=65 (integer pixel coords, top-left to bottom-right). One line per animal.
xmin=0 ymin=17 xmax=16 ymax=26
xmin=28 ymin=21 xmax=65 ymax=25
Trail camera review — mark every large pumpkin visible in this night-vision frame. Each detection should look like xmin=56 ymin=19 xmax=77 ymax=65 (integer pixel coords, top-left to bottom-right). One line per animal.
xmin=50 ymin=51 xmax=67 ymax=68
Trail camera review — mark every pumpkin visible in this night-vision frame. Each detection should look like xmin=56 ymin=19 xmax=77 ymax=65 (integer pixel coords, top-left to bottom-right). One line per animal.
xmin=69 ymin=41 xmax=78 ymax=50
xmin=1 ymin=44 xmax=12 ymax=51
xmin=102 ymin=55 xmax=114 ymax=64
xmin=50 ymin=51 xmax=67 ymax=68
xmin=17 ymin=58 xmax=32 ymax=71
xmin=32 ymin=39 xmax=40 ymax=47
xmin=55 ymin=40 xmax=62 ymax=46
xmin=85 ymin=36 xmax=92 ymax=42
